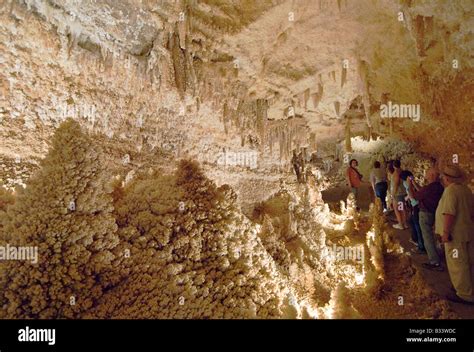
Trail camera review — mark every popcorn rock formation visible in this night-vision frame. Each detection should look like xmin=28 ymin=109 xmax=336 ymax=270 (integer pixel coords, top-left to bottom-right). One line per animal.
xmin=0 ymin=120 xmax=120 ymax=318
xmin=91 ymin=159 xmax=306 ymax=319
xmin=0 ymin=121 xmax=308 ymax=319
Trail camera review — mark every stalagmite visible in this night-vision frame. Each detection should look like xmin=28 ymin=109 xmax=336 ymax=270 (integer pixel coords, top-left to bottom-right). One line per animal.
xmin=330 ymin=282 xmax=360 ymax=318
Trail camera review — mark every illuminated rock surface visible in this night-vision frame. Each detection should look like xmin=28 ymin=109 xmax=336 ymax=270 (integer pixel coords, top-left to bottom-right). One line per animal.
xmin=0 ymin=0 xmax=472 ymax=318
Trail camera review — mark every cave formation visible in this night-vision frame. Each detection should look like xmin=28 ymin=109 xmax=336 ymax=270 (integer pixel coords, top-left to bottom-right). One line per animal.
xmin=0 ymin=0 xmax=473 ymax=319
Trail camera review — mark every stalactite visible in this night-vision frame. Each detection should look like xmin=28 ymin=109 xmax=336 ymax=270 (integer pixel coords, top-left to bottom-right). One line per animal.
xmin=220 ymin=102 xmax=229 ymax=134
xmin=345 ymin=116 xmax=352 ymax=152
xmin=178 ymin=11 xmax=187 ymax=50
xmin=357 ymin=59 xmax=373 ymax=133
xmin=424 ymin=16 xmax=434 ymax=37
xmin=334 ymin=101 xmax=340 ymax=117
xmin=311 ymin=93 xmax=320 ymax=109
xmin=311 ymin=82 xmax=324 ymax=109
xmin=341 ymin=66 xmax=347 ymax=88
xmin=303 ymin=88 xmax=310 ymax=110
xmin=287 ymin=127 xmax=293 ymax=161
xmin=298 ymin=92 xmax=305 ymax=108
xmin=230 ymin=108 xmax=240 ymax=129
xmin=362 ymin=93 xmax=372 ymax=136
xmin=279 ymin=129 xmax=285 ymax=161
xmin=365 ymin=123 xmax=372 ymax=141
xmin=413 ymin=15 xmax=425 ymax=56
xmin=171 ymin=27 xmax=187 ymax=97
xmin=318 ymin=82 xmax=324 ymax=98
xmin=309 ymin=132 xmax=316 ymax=153
xmin=256 ymin=99 xmax=267 ymax=151
xmin=223 ymin=119 xmax=228 ymax=134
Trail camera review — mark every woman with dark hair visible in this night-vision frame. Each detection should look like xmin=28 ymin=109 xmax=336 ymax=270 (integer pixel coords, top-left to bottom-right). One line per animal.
xmin=401 ymin=170 xmax=425 ymax=254
xmin=391 ymin=159 xmax=408 ymax=229
xmin=387 ymin=160 xmax=395 ymax=174
xmin=346 ymin=159 xmax=363 ymax=210
xmin=370 ymin=160 xmax=388 ymax=212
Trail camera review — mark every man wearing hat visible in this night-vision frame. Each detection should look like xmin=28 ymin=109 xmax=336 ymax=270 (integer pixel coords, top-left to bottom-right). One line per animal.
xmin=435 ymin=164 xmax=474 ymax=304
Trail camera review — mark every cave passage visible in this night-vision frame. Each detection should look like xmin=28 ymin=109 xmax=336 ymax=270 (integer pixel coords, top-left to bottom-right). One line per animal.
xmin=0 ymin=0 xmax=473 ymax=322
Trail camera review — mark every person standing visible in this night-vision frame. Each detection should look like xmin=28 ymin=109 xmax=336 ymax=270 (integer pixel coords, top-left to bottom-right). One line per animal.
xmin=346 ymin=159 xmax=362 ymax=210
xmin=392 ymin=160 xmax=408 ymax=230
xmin=401 ymin=171 xmax=424 ymax=254
xmin=409 ymin=168 xmax=444 ymax=271
xmin=370 ymin=161 xmax=388 ymax=213
xmin=435 ymin=165 xmax=474 ymax=304
xmin=291 ymin=150 xmax=302 ymax=183
xmin=298 ymin=150 xmax=306 ymax=183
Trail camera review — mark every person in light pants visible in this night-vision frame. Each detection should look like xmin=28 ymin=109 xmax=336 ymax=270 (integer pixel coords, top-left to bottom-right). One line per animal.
xmin=435 ymin=165 xmax=474 ymax=304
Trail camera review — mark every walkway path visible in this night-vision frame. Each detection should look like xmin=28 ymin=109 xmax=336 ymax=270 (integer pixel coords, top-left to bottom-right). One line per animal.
xmin=322 ymin=182 xmax=474 ymax=318
xmin=386 ymin=213 xmax=474 ymax=318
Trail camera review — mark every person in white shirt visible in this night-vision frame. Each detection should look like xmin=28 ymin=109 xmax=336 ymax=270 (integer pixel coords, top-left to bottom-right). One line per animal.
xmin=370 ymin=161 xmax=388 ymax=213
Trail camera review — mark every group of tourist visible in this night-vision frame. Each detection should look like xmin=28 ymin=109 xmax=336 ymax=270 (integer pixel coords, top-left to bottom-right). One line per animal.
xmin=346 ymin=158 xmax=473 ymax=305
